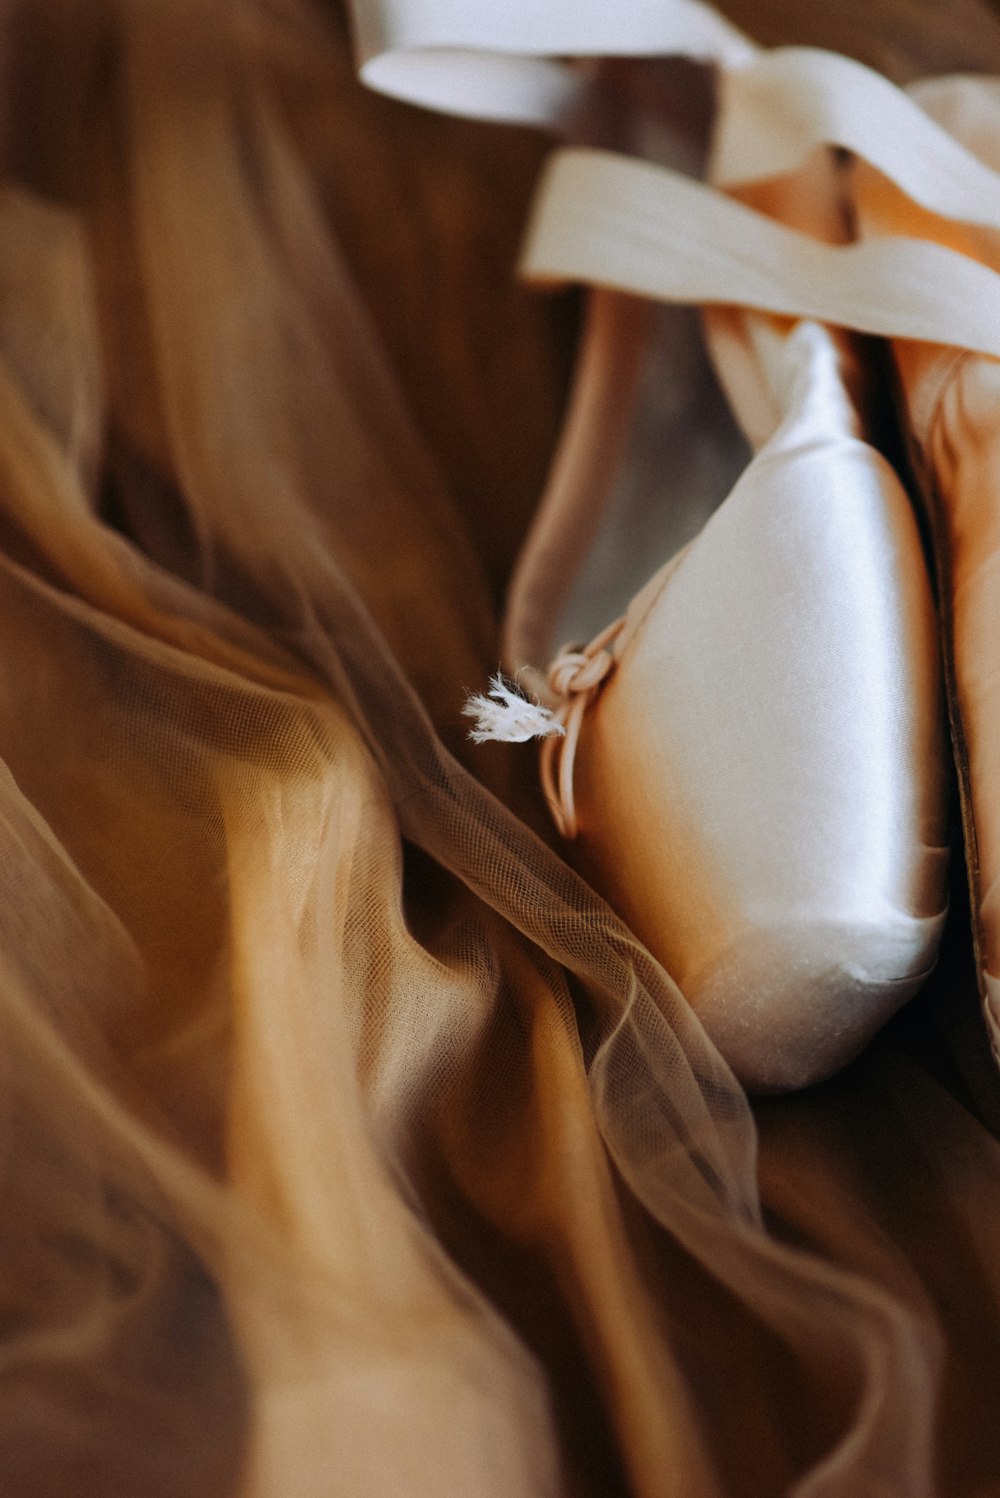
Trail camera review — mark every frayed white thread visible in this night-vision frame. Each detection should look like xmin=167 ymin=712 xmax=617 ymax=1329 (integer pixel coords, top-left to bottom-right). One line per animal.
xmin=462 ymin=674 xmax=566 ymax=744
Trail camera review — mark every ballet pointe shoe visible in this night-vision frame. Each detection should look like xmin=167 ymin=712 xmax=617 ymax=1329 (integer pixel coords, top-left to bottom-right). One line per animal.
xmin=468 ymin=157 xmax=950 ymax=1093
xmin=542 ymin=306 xmax=944 ymax=1092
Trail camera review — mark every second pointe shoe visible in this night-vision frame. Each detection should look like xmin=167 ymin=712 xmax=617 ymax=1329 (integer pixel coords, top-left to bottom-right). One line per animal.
xmin=846 ymin=75 xmax=1000 ymax=1066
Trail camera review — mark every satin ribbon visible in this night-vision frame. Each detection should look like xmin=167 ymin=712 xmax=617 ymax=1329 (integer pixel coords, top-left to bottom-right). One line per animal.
xmin=520 ymin=147 xmax=1000 ymax=361
xmin=349 ymin=0 xmax=753 ymax=126
xmin=347 ymin=0 xmax=1000 ymax=683
xmin=348 ymin=0 xmax=1000 ymax=225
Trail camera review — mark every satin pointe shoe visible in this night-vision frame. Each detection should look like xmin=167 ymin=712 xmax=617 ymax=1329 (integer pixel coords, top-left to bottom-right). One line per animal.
xmin=351 ymin=1 xmax=954 ymax=1089
xmin=514 ymin=123 xmax=1000 ymax=1096
xmin=462 ymin=161 xmax=950 ymax=1093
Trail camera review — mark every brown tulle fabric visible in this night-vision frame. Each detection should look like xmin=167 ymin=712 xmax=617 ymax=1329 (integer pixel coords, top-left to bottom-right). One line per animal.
xmin=4 ymin=2 xmax=1000 ymax=1495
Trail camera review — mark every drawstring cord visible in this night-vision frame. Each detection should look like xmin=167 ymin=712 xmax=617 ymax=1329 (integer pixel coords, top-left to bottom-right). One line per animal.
xmin=464 ymin=617 xmax=624 ymax=838
xmin=541 ymin=618 xmax=622 ymax=836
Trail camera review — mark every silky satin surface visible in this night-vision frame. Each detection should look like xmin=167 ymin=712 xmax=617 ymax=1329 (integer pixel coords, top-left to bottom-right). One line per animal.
xmin=572 ymin=315 xmax=947 ymax=1090
xmin=9 ymin=3 xmax=1000 ymax=1498
xmin=349 ymin=0 xmax=753 ymax=125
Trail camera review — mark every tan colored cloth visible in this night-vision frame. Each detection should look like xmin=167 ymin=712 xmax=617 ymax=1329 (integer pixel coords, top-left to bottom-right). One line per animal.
xmin=4 ymin=3 xmax=1000 ymax=1495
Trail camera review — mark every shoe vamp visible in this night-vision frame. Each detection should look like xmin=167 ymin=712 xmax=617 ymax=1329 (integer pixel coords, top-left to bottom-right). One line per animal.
xmin=572 ymin=427 xmax=949 ymax=1020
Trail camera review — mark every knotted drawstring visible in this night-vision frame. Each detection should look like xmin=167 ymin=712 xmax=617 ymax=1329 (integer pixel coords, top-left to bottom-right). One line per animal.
xmin=540 ymin=618 xmax=623 ymax=836
xmin=464 ymin=616 xmax=624 ymax=838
